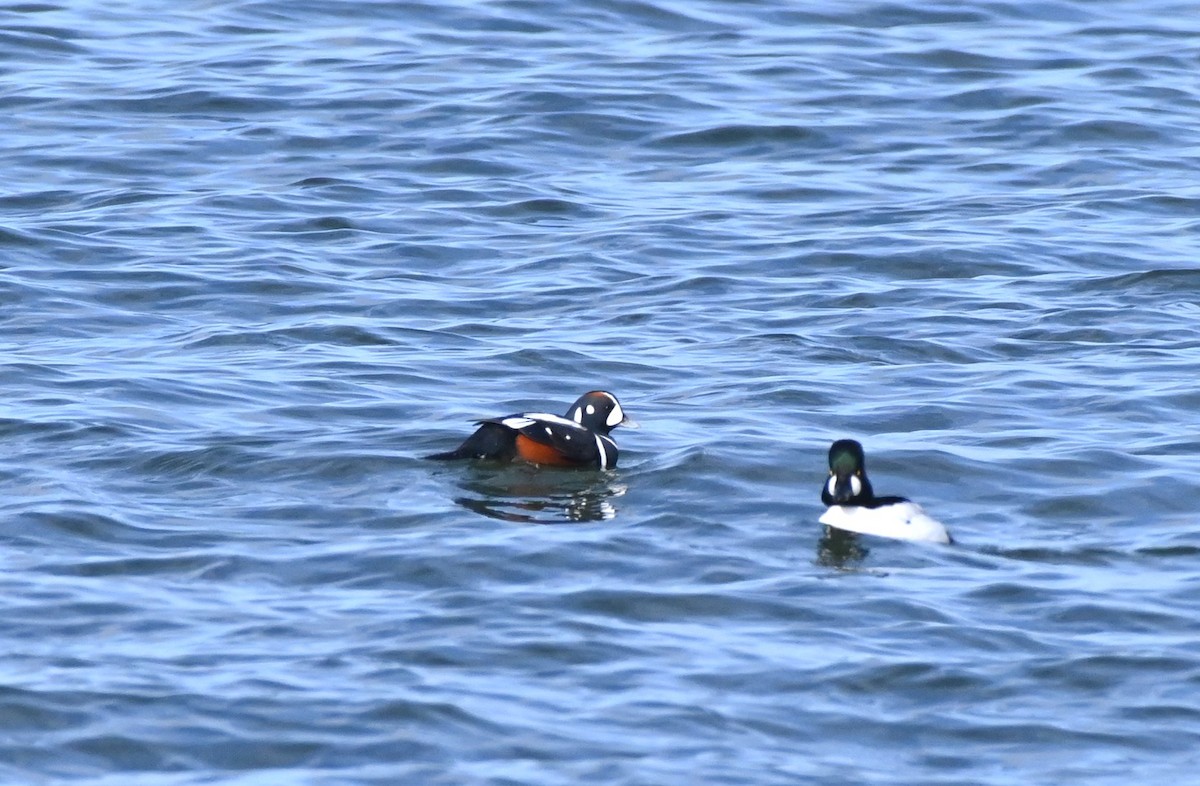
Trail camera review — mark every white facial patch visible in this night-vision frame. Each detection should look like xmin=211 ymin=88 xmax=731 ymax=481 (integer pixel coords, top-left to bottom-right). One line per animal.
xmin=586 ymin=404 xmax=595 ymax=415
xmin=572 ymin=408 xmax=583 ymax=424
xmin=826 ymin=474 xmax=862 ymax=497
xmin=605 ymin=401 xmax=624 ymax=428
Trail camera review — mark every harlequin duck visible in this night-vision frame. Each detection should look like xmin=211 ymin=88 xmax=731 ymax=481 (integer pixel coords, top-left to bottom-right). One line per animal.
xmin=818 ymin=439 xmax=953 ymax=544
xmin=427 ymin=390 xmax=636 ymax=469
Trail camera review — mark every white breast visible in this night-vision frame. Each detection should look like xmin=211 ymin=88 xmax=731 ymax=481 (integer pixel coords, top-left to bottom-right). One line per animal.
xmin=819 ymin=502 xmax=952 ymax=544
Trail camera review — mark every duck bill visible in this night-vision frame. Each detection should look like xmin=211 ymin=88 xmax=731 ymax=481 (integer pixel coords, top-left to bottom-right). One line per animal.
xmin=831 ymin=472 xmax=859 ymax=504
xmin=619 ymin=414 xmax=639 ymax=429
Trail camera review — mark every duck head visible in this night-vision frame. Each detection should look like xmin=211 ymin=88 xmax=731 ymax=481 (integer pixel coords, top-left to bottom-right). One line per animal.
xmin=822 ymin=438 xmax=874 ymax=505
xmin=565 ymin=391 xmax=637 ymax=436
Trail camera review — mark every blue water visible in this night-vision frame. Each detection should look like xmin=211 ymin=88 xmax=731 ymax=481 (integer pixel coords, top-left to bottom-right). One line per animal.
xmin=4 ymin=0 xmax=1200 ymax=783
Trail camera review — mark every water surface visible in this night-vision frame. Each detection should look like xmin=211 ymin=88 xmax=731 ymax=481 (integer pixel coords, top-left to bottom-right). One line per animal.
xmin=3 ymin=0 xmax=1200 ymax=783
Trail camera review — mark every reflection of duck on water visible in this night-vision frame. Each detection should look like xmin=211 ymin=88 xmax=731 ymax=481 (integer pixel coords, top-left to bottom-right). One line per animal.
xmin=453 ymin=469 xmax=628 ymax=524
xmin=427 ymin=391 xmax=636 ymax=469
xmin=816 ymin=525 xmax=870 ymax=569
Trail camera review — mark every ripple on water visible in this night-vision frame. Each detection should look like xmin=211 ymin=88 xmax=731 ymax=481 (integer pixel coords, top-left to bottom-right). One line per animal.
xmin=5 ymin=0 xmax=1200 ymax=783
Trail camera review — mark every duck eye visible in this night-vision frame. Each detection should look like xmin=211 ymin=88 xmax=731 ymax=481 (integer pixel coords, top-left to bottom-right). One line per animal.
xmin=855 ymin=470 xmax=862 ymax=477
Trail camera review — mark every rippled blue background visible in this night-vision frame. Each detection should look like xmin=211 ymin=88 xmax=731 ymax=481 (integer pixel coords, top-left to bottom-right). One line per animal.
xmin=4 ymin=1 xmax=1200 ymax=783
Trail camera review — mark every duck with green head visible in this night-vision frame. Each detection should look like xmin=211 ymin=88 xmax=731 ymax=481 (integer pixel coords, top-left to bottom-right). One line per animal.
xmin=819 ymin=439 xmax=952 ymax=544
